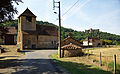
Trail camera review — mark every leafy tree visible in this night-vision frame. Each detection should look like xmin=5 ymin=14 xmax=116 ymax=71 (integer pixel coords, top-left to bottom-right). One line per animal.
xmin=0 ymin=20 xmax=18 ymax=29
xmin=0 ymin=0 xmax=23 ymax=22
xmin=103 ymin=40 xmax=112 ymax=45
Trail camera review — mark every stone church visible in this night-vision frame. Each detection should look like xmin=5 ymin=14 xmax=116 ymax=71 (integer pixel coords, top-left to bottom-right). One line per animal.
xmin=17 ymin=8 xmax=58 ymax=50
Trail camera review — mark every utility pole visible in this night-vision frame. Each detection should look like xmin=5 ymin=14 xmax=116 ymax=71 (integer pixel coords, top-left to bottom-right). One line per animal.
xmin=53 ymin=0 xmax=62 ymax=58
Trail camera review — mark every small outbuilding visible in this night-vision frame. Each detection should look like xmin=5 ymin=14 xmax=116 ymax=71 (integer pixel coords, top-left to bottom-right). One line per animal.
xmin=61 ymin=33 xmax=83 ymax=57
xmin=0 ymin=26 xmax=17 ymax=45
xmin=61 ymin=43 xmax=82 ymax=57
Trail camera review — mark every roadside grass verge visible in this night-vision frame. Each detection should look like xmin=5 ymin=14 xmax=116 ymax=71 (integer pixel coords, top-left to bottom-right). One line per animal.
xmin=51 ymin=54 xmax=112 ymax=74
xmin=108 ymin=62 xmax=120 ymax=73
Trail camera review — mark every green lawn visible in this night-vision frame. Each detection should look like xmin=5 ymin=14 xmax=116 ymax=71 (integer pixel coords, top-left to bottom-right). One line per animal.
xmin=51 ymin=54 xmax=112 ymax=74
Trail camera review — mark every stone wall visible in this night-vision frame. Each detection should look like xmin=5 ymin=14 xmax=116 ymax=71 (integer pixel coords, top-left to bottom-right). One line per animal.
xmin=23 ymin=35 xmax=58 ymax=49
xmin=20 ymin=16 xmax=36 ymax=31
xmin=93 ymin=40 xmax=102 ymax=47
xmin=23 ymin=35 xmax=37 ymax=48
xmin=17 ymin=16 xmax=24 ymax=50
xmin=37 ymin=35 xmax=58 ymax=48
xmin=61 ymin=49 xmax=82 ymax=57
xmin=17 ymin=30 xmax=22 ymax=50
xmin=0 ymin=49 xmax=1 ymax=54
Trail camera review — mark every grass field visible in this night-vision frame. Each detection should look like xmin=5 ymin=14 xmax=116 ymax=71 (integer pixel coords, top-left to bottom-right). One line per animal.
xmin=51 ymin=47 xmax=120 ymax=74
xmin=84 ymin=47 xmax=120 ymax=73
xmin=51 ymin=54 xmax=112 ymax=74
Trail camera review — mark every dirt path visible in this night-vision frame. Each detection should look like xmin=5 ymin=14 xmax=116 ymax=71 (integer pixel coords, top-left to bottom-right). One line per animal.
xmin=0 ymin=45 xmax=23 ymax=60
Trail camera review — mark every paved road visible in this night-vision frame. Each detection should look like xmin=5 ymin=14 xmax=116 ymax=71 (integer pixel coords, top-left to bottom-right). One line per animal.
xmin=0 ymin=50 xmax=67 ymax=74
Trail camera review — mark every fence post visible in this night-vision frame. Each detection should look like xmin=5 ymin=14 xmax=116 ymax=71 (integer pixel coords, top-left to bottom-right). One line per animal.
xmin=106 ymin=56 xmax=108 ymax=71
xmin=62 ymin=49 xmax=64 ymax=57
xmin=114 ymin=54 xmax=116 ymax=74
xmin=100 ymin=52 xmax=102 ymax=66
xmin=87 ymin=50 xmax=89 ymax=59
xmin=0 ymin=49 xmax=1 ymax=54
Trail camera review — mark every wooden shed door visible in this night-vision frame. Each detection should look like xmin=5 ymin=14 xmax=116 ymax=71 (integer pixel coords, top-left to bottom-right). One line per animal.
xmin=5 ymin=35 xmax=14 ymax=45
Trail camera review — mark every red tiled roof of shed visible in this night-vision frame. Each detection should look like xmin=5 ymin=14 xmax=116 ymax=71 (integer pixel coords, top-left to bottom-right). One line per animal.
xmin=61 ymin=35 xmax=83 ymax=47
xmin=61 ymin=43 xmax=82 ymax=50
xmin=62 ymin=36 xmax=83 ymax=44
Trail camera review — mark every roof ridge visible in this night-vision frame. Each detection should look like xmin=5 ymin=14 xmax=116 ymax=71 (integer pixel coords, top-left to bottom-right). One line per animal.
xmin=18 ymin=8 xmax=36 ymax=18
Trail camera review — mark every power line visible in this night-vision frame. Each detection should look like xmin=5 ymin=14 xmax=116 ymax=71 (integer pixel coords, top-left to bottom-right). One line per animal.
xmin=52 ymin=0 xmax=80 ymax=23
xmin=61 ymin=0 xmax=90 ymax=21
xmin=62 ymin=0 xmax=80 ymax=17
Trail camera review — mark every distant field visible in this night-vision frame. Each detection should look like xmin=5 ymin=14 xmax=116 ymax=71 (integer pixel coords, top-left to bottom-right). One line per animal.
xmin=84 ymin=47 xmax=120 ymax=73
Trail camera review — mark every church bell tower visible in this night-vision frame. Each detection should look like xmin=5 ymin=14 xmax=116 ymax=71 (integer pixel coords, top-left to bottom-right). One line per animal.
xmin=18 ymin=8 xmax=36 ymax=31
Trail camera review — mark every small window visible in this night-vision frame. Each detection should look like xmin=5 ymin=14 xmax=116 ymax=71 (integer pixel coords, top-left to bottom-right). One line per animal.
xmin=26 ymin=16 xmax=32 ymax=22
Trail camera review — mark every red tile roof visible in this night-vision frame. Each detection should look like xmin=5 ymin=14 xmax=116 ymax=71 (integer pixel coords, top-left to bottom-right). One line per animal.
xmin=62 ymin=36 xmax=83 ymax=46
xmin=61 ymin=43 xmax=82 ymax=50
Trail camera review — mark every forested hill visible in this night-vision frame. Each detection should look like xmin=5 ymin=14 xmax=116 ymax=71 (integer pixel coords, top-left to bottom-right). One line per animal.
xmin=1 ymin=20 xmax=120 ymax=45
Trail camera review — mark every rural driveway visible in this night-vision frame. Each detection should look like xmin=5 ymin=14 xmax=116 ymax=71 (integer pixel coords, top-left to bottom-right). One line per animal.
xmin=0 ymin=50 xmax=68 ymax=74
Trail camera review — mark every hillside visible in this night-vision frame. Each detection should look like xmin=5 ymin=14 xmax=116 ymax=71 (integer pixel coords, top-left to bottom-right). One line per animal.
xmin=0 ymin=20 xmax=120 ymax=45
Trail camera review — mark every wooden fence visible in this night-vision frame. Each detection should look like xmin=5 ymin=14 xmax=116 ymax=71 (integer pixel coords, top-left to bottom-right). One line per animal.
xmin=87 ymin=51 xmax=120 ymax=74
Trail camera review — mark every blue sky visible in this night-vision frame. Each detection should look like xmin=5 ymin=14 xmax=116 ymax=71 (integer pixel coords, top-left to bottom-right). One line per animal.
xmin=14 ymin=0 xmax=120 ymax=35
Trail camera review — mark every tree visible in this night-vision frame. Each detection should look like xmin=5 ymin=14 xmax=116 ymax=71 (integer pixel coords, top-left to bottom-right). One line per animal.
xmin=0 ymin=26 xmax=8 ymax=39
xmin=103 ymin=40 xmax=112 ymax=45
xmin=0 ymin=0 xmax=23 ymax=22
